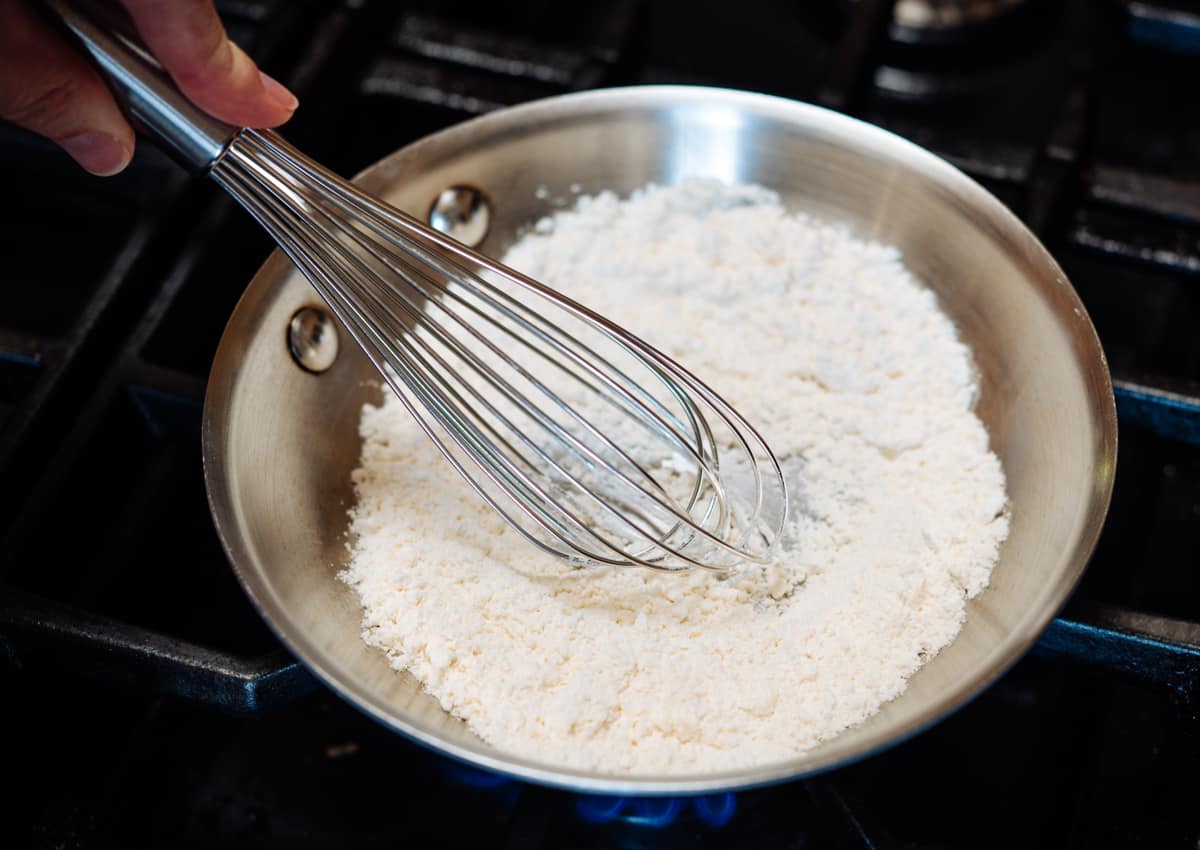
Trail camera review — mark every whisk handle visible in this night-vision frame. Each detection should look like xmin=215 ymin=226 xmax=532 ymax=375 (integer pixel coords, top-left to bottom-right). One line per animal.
xmin=42 ymin=0 xmax=239 ymax=173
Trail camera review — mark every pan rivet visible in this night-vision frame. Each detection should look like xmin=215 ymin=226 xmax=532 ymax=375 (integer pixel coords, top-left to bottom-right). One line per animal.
xmin=288 ymin=306 xmax=339 ymax=374
xmin=428 ymin=185 xmax=491 ymax=247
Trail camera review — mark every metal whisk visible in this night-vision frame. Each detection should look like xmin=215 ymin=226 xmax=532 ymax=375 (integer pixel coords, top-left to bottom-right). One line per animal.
xmin=50 ymin=0 xmax=788 ymax=572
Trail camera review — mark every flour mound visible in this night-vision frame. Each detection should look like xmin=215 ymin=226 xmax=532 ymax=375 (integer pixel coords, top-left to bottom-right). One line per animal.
xmin=341 ymin=180 xmax=1009 ymax=775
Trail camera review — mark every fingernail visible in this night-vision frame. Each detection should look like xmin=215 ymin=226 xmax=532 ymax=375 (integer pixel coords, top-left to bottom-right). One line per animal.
xmin=59 ymin=132 xmax=132 ymax=176
xmin=258 ymin=70 xmax=299 ymax=112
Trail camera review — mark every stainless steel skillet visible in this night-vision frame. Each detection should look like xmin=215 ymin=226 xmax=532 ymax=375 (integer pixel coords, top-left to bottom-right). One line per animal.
xmin=203 ymin=85 xmax=1117 ymax=794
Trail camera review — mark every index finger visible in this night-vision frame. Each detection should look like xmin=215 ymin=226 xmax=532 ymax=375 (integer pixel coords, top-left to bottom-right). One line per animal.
xmin=119 ymin=0 xmax=297 ymax=128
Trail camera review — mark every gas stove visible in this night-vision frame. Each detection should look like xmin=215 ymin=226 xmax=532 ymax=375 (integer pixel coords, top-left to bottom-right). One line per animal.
xmin=2 ymin=1 xmax=1198 ymax=847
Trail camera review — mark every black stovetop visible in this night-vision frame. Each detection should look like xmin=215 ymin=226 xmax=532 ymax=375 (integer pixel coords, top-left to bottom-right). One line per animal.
xmin=2 ymin=1 xmax=1198 ymax=848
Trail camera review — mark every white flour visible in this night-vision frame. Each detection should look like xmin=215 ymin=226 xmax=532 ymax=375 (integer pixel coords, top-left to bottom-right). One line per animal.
xmin=341 ymin=180 xmax=1009 ymax=775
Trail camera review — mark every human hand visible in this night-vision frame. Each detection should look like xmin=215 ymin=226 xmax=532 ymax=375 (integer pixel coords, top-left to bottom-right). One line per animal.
xmin=0 ymin=0 xmax=298 ymax=175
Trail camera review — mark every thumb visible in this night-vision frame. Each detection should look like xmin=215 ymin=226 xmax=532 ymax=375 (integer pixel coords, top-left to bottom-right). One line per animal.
xmin=0 ymin=0 xmax=134 ymax=175
xmin=119 ymin=0 xmax=298 ymax=129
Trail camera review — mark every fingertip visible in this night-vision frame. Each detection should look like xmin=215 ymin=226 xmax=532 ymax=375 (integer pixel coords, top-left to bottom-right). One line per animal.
xmin=258 ymin=70 xmax=298 ymax=116
xmin=165 ymin=39 xmax=297 ymax=129
xmin=57 ymin=130 xmax=134 ymax=176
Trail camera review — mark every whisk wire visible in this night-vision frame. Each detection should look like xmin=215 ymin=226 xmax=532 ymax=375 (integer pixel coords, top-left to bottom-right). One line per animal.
xmin=228 ymin=145 xmax=740 ymax=564
xmin=240 ymin=134 xmax=742 ymax=544
xmin=300 ymin=208 xmax=732 ymax=567
xmin=262 ymin=132 xmax=722 ymax=475
xmin=217 ymin=161 xmax=646 ymax=566
xmin=220 ymin=150 xmax=718 ymax=568
xmin=215 ymin=129 xmax=789 ymax=571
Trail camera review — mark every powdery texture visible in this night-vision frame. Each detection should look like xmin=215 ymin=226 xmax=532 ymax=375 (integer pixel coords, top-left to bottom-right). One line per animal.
xmin=341 ymin=181 xmax=1009 ymax=775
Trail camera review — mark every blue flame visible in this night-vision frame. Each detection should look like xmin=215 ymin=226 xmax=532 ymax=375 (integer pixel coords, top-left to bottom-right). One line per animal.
xmin=576 ymin=795 xmax=628 ymax=824
xmin=575 ymin=793 xmax=737 ymax=828
xmin=440 ymin=761 xmax=514 ymax=790
xmin=437 ymin=758 xmax=738 ymax=830
xmin=694 ymin=793 xmax=737 ymax=827
xmin=624 ymin=798 xmax=683 ymax=827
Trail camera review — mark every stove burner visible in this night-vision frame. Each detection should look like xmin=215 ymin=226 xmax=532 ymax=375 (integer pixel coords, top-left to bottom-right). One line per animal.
xmin=844 ymin=0 xmax=1032 ymax=48
xmin=576 ymin=793 xmax=737 ymax=828
xmin=440 ymin=759 xmax=739 ymax=829
xmin=891 ymin=0 xmax=1028 ymax=43
xmin=864 ymin=0 xmax=1051 ymax=102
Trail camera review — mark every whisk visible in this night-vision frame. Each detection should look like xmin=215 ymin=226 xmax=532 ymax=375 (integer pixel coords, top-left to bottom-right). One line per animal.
xmin=49 ymin=0 xmax=788 ymax=572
